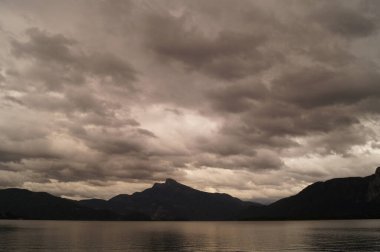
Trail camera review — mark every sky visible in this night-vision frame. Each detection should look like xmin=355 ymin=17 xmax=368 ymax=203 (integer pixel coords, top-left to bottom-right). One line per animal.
xmin=0 ymin=0 xmax=380 ymax=203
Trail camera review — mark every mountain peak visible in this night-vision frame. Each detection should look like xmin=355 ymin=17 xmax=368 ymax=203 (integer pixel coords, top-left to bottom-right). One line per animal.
xmin=165 ymin=178 xmax=179 ymax=185
xmin=376 ymin=167 xmax=380 ymax=175
xmin=151 ymin=178 xmax=184 ymax=189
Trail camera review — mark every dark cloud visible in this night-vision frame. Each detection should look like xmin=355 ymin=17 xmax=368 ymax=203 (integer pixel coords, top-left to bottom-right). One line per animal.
xmin=208 ymin=82 xmax=268 ymax=113
xmin=312 ymin=2 xmax=378 ymax=38
xmin=0 ymin=151 xmax=57 ymax=163
xmin=0 ymin=0 xmax=379 ymax=201
xmin=11 ymin=28 xmax=77 ymax=64
xmin=136 ymin=128 xmax=157 ymax=138
xmin=145 ymin=14 xmax=274 ymax=80
xmin=306 ymin=126 xmax=374 ymax=156
xmin=11 ymin=28 xmax=137 ymax=91
xmin=273 ymin=67 xmax=380 ymax=108
xmin=194 ymin=149 xmax=284 ymax=171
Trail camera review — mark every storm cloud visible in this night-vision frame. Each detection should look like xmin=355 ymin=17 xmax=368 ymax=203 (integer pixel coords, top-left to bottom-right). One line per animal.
xmin=0 ymin=0 xmax=380 ymax=202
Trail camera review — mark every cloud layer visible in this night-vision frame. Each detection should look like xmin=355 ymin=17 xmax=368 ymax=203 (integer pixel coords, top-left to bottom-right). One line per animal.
xmin=0 ymin=0 xmax=380 ymax=202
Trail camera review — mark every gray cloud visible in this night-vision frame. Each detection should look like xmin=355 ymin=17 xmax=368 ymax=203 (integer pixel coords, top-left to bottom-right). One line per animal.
xmin=145 ymin=13 xmax=275 ymax=80
xmin=11 ymin=28 xmax=137 ymax=91
xmin=11 ymin=28 xmax=77 ymax=64
xmin=208 ymin=82 xmax=268 ymax=113
xmin=311 ymin=2 xmax=378 ymax=38
xmin=273 ymin=66 xmax=380 ymax=108
xmin=0 ymin=0 xmax=379 ymax=202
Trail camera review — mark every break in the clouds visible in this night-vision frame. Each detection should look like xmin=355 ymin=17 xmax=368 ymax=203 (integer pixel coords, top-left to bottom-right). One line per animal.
xmin=0 ymin=0 xmax=380 ymax=202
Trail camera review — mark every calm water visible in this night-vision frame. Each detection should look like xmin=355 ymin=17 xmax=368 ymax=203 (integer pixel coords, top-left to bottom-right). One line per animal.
xmin=1 ymin=220 xmax=380 ymax=251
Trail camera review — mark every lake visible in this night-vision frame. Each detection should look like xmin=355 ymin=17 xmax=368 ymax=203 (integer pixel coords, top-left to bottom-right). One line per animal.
xmin=1 ymin=220 xmax=380 ymax=251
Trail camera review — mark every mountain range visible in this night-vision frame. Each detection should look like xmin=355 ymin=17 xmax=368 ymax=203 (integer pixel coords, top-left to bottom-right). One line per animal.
xmin=1 ymin=167 xmax=380 ymax=220
xmin=241 ymin=167 xmax=380 ymax=220
xmin=0 ymin=188 xmax=148 ymax=220
xmin=79 ymin=178 xmax=260 ymax=220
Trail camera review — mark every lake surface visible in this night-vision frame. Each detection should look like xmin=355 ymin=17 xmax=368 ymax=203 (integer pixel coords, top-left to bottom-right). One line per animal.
xmin=1 ymin=220 xmax=380 ymax=251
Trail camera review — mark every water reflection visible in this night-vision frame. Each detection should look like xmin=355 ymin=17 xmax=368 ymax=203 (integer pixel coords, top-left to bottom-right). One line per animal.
xmin=0 ymin=220 xmax=380 ymax=251
xmin=306 ymin=221 xmax=380 ymax=252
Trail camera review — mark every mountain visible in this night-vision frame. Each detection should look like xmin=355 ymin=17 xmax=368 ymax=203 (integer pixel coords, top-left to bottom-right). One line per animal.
xmin=80 ymin=178 xmax=261 ymax=220
xmin=0 ymin=188 xmax=148 ymax=220
xmin=5 ymin=169 xmax=380 ymax=221
xmin=241 ymin=167 xmax=380 ymax=220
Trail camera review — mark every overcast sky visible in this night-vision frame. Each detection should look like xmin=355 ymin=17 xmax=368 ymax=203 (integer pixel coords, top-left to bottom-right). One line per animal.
xmin=0 ymin=0 xmax=380 ymax=202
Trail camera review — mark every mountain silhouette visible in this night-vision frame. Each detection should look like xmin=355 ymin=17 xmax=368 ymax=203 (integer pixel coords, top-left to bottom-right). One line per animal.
xmin=80 ymin=178 xmax=261 ymax=220
xmin=3 ymin=168 xmax=380 ymax=221
xmin=241 ymin=167 xmax=380 ymax=220
xmin=0 ymin=188 xmax=149 ymax=220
